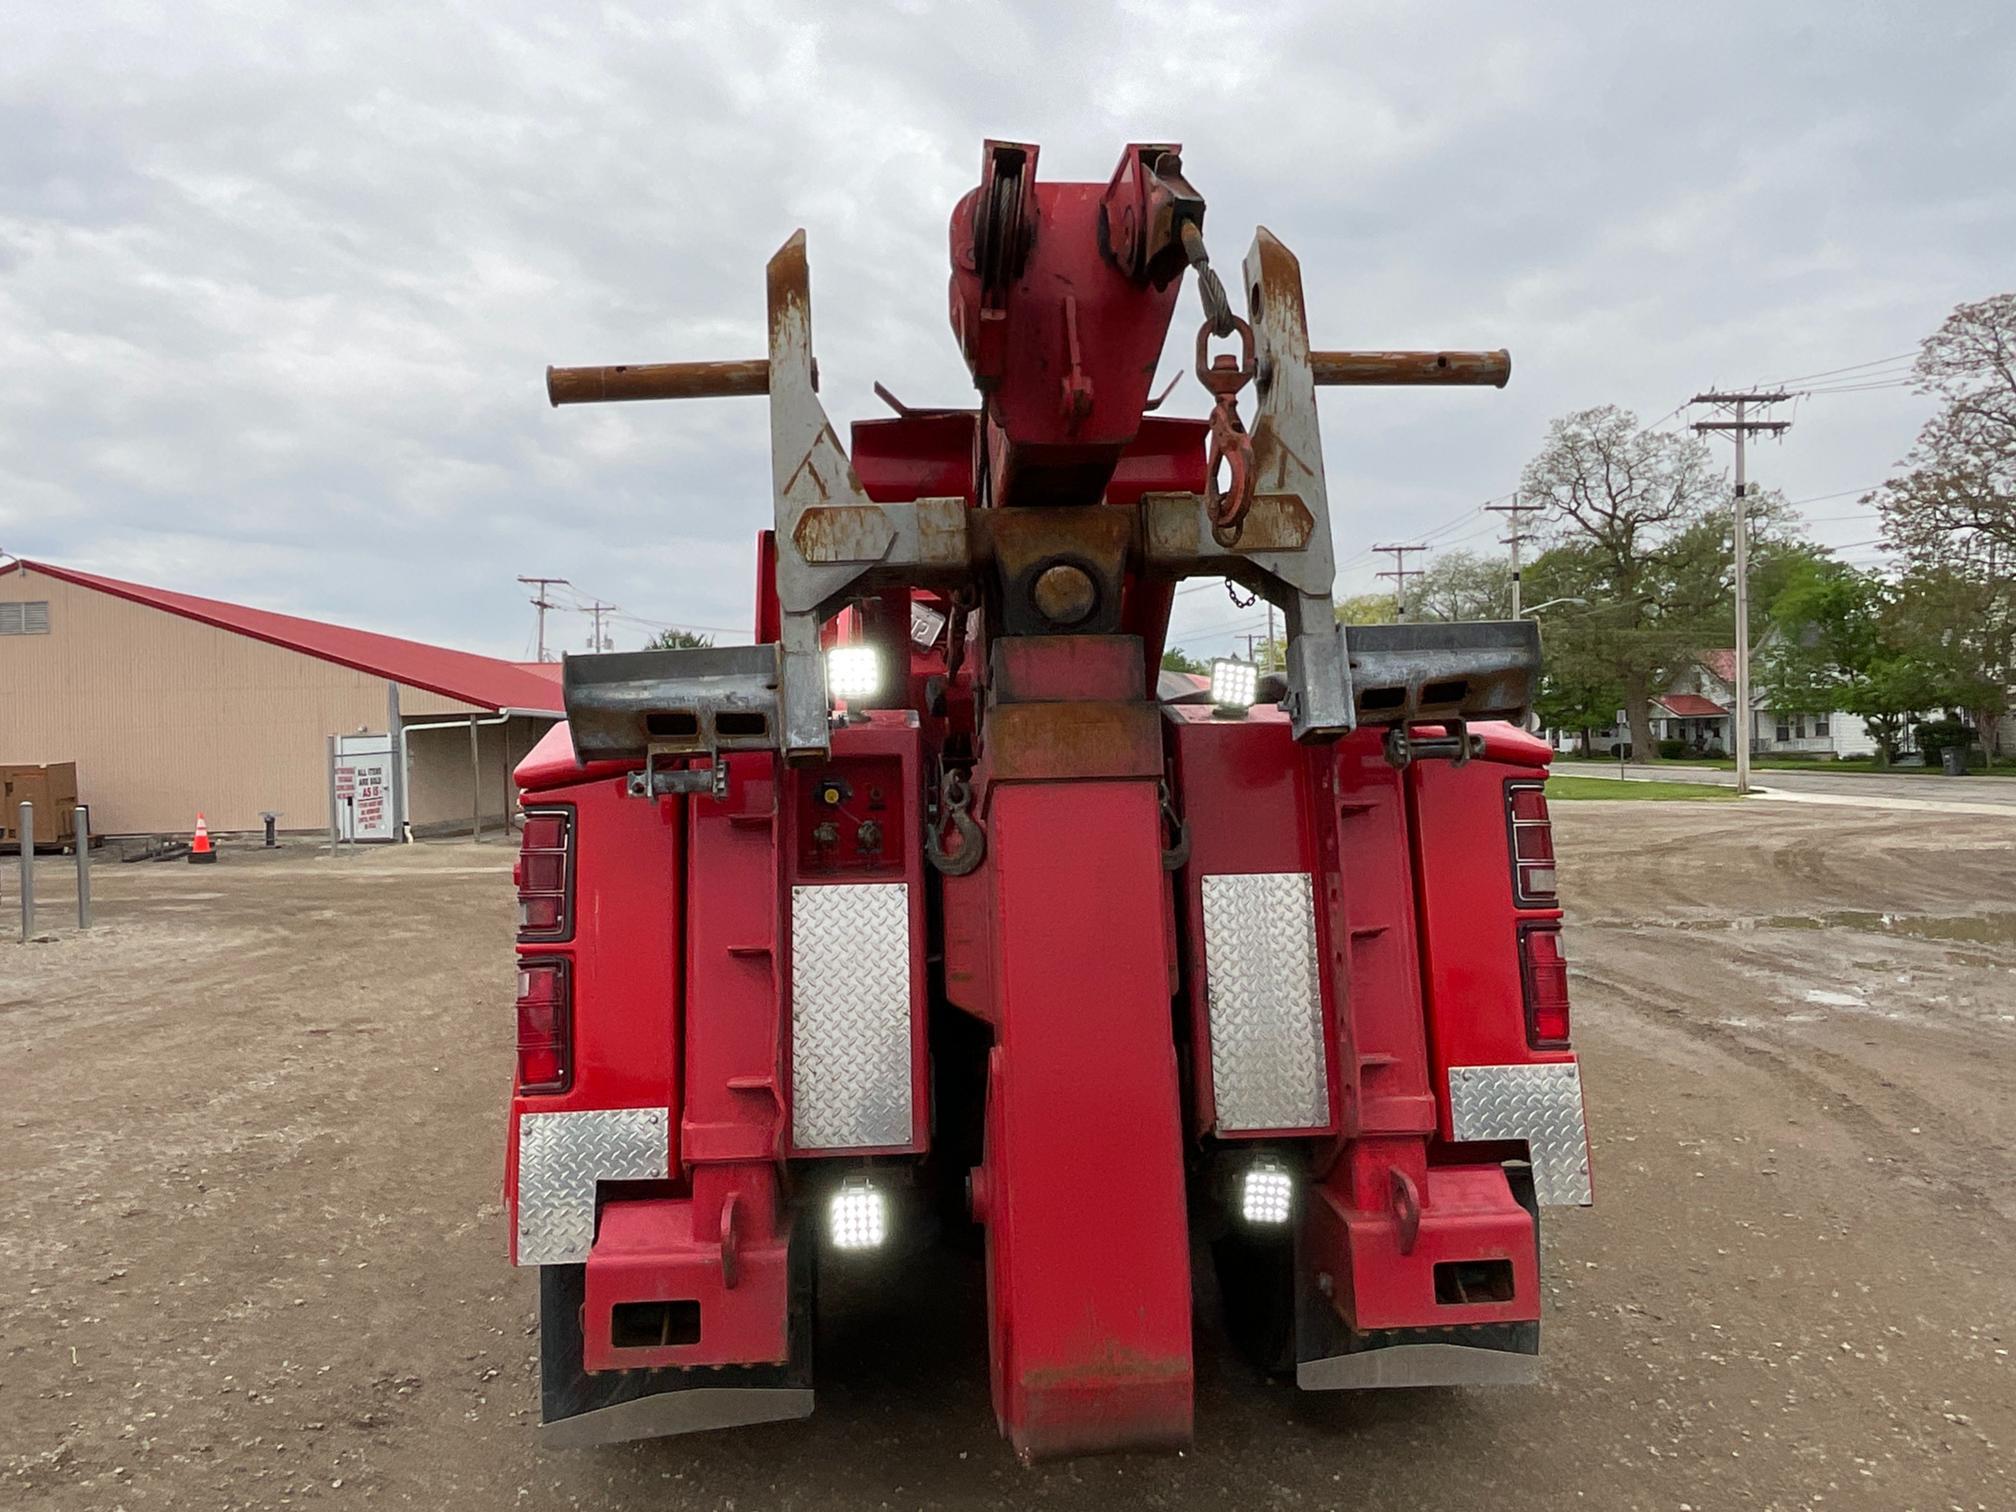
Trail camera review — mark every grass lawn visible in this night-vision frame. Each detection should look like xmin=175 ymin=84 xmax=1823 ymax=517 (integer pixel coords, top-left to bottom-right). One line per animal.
xmin=1547 ymin=774 xmax=1746 ymax=802
xmin=1554 ymin=755 xmax=2012 ymax=778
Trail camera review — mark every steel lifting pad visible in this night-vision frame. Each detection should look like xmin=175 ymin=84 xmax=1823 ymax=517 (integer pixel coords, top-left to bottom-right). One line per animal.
xmin=563 ymin=643 xmax=784 ymax=763
xmin=1341 ymin=619 xmax=1542 ymax=726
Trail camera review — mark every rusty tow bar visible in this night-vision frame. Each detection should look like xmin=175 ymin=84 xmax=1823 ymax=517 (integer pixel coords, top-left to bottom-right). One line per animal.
xmin=1307 ymin=349 xmax=1510 ymax=387
xmin=546 ymin=358 xmax=824 ymax=406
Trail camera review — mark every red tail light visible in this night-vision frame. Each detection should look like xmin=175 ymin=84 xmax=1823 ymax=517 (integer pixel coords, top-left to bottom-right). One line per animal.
xmin=1519 ymin=923 xmax=1571 ymax=1048
xmin=1506 ymin=781 xmax=1557 ymax=906
xmin=516 ymin=959 xmax=572 ymax=1093
xmin=517 ymin=807 xmax=575 ymax=942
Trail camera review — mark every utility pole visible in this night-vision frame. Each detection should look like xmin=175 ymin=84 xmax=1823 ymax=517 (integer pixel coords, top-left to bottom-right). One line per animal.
xmin=1485 ymin=499 xmax=1544 ymax=617
xmin=1373 ymin=544 xmax=1426 ymax=622
xmin=1240 ymin=632 xmax=1263 ymax=661
xmin=1264 ymin=600 xmax=1279 ymax=668
xmin=584 ymin=599 xmax=615 ymax=652
xmin=517 ymin=576 xmax=570 ymax=663
xmin=1691 ymin=392 xmax=1791 ymax=795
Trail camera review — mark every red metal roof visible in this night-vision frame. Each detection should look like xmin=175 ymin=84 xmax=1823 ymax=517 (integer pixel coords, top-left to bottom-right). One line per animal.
xmin=2 ymin=558 xmax=563 ymax=715
xmin=1696 ymin=649 xmax=1738 ymax=684
xmin=1654 ymin=693 xmax=1728 ymax=718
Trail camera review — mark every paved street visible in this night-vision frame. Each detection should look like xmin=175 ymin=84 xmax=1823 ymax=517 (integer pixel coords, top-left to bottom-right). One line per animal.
xmin=1557 ymin=759 xmax=2016 ymax=813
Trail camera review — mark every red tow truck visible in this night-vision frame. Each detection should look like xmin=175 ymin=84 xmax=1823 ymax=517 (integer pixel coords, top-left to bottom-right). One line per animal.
xmin=504 ymin=140 xmax=1591 ymax=1459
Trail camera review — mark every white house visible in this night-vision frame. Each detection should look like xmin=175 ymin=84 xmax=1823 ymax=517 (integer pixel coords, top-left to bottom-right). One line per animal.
xmin=1651 ymin=648 xmax=1877 ymax=757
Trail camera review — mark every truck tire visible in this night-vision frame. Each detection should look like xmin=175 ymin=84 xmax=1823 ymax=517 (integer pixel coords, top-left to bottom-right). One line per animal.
xmin=1211 ymin=1226 xmax=1296 ymax=1377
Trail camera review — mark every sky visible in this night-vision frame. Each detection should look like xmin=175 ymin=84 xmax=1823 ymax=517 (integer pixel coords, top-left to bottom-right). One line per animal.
xmin=3 ymin=1 xmax=2012 ymax=663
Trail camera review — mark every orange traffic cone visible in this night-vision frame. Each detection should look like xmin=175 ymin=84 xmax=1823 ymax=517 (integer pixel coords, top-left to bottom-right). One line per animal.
xmin=189 ymin=813 xmax=217 ymax=865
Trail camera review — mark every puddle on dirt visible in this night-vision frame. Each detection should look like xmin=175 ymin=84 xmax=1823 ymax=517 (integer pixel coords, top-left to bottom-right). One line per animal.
xmin=1669 ymin=910 xmax=2016 ymax=947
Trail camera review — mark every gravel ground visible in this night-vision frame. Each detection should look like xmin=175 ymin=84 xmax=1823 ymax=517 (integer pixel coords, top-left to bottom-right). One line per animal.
xmin=2 ymin=804 xmax=2012 ymax=1511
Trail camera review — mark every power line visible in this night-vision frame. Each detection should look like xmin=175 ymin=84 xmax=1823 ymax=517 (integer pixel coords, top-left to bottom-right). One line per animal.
xmin=1794 ymin=368 xmax=1914 ymax=392
xmin=605 ymin=609 xmax=745 ymax=637
xmin=1764 ymin=350 xmax=1916 ymax=386
xmin=1167 ymin=610 xmax=1272 ymax=644
xmin=1332 ymin=496 xmax=1508 ymax=584
xmin=1796 ymin=362 xmax=1913 ymax=381
xmin=1785 ymin=485 xmax=1883 ymax=507
xmin=1425 ymin=518 xmax=1503 ymax=551
xmin=1796 ymin=379 xmax=1915 ymax=396
xmin=544 ymin=577 xmax=746 ymax=641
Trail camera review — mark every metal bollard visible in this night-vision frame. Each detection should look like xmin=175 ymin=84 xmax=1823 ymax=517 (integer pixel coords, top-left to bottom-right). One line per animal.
xmin=17 ymin=801 xmax=31 ymax=944
xmin=470 ymin=715 xmax=482 ymax=844
xmin=75 ymin=803 xmax=92 ymax=929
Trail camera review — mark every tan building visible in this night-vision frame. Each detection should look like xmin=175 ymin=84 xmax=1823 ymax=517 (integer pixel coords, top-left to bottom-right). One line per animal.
xmin=0 ymin=557 xmax=563 ymax=837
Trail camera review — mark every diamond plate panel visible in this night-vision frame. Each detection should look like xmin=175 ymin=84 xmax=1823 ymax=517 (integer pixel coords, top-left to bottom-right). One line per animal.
xmin=1201 ymin=872 xmax=1330 ymax=1132
xmin=791 ymin=883 xmax=913 ymax=1150
xmin=516 ymin=1107 xmax=669 ymax=1265
xmin=1448 ymin=1062 xmax=1592 ymax=1206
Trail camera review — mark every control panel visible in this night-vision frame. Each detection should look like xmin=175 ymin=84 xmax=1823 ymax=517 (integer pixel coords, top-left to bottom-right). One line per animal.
xmin=792 ymin=755 xmax=907 ymax=878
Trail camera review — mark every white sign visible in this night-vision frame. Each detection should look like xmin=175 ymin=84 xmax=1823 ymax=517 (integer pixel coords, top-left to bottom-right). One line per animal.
xmin=910 ymin=601 xmax=947 ymax=649
xmin=335 ymin=735 xmax=396 ymax=842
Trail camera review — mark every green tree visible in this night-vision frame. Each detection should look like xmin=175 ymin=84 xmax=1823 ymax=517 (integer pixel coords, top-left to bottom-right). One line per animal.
xmin=1761 ymin=562 xmax=1918 ymax=764
xmin=1532 ymin=642 xmax=1625 ymax=754
xmin=1520 ymin=407 xmax=1733 ymax=761
xmin=645 ymin=627 xmax=714 ymax=651
xmin=1333 ymin=592 xmax=1399 ymax=626
xmin=1887 ymin=566 xmax=2012 ymax=759
xmin=1409 ymin=549 xmax=1513 ymax=622
xmin=1161 ymin=645 xmax=1206 ymax=675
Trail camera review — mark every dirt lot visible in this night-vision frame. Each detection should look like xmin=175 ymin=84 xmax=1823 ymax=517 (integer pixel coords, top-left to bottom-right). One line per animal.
xmin=3 ymin=803 xmax=2013 ymax=1511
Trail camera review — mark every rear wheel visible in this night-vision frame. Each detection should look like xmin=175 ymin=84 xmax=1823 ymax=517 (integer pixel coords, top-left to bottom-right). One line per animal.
xmin=1211 ymin=1225 xmax=1295 ymax=1376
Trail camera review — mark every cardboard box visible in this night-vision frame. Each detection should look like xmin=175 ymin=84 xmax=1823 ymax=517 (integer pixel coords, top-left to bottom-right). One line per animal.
xmin=1 ymin=762 xmax=80 ymax=848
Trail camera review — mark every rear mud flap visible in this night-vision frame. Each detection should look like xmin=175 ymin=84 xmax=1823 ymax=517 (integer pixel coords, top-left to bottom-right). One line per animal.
xmin=1292 ymin=1256 xmax=1543 ymax=1390
xmin=1294 ymin=1329 xmax=1541 ymax=1390
xmin=536 ymin=1244 xmax=815 ymax=1447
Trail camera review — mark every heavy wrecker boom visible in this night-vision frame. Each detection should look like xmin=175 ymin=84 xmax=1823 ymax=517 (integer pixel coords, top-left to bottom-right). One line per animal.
xmin=504 ymin=141 xmax=1590 ymax=1459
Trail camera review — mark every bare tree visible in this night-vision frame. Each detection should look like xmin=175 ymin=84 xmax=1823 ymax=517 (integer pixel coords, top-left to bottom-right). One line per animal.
xmin=1873 ymin=294 xmax=2016 ymax=750
xmin=1409 ymin=549 xmax=1512 ymax=622
xmin=1519 ymin=406 xmax=1726 ymax=760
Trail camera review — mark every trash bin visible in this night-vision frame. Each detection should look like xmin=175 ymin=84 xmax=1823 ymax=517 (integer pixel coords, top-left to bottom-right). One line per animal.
xmin=1941 ymin=745 xmax=1969 ymax=776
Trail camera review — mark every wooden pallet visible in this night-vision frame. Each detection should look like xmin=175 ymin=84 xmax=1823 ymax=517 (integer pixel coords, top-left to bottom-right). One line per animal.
xmin=1 ymin=834 xmax=103 ymax=856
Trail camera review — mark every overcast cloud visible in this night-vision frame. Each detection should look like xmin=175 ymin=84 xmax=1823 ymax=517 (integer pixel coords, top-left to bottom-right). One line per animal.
xmin=3 ymin=2 xmax=2012 ymax=661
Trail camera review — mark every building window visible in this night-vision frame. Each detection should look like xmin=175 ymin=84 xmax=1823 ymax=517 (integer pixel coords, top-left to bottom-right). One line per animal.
xmin=1775 ymin=714 xmax=1790 ymax=743
xmin=1815 ymin=714 xmax=1829 ymax=738
xmin=1793 ymin=714 xmax=1808 ymax=740
xmin=0 ymin=601 xmax=50 ymax=635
